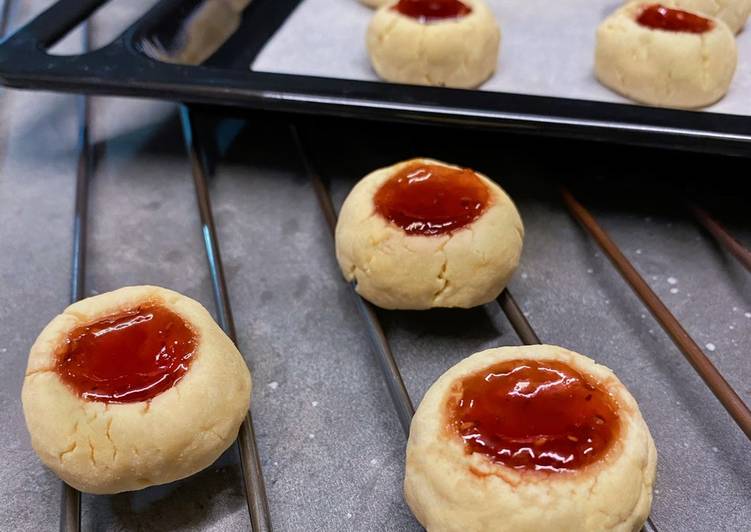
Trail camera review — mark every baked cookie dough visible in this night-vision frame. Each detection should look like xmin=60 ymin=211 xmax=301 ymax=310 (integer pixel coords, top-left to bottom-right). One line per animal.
xmin=596 ymin=2 xmax=737 ymax=108
xmin=405 ymin=345 xmax=656 ymax=532
xmin=22 ymin=285 xmax=251 ymax=494
xmin=360 ymin=0 xmax=394 ymax=8
xmin=366 ymin=0 xmax=501 ymax=88
xmin=625 ymin=0 xmax=751 ymax=33
xmin=335 ymin=158 xmax=523 ymax=310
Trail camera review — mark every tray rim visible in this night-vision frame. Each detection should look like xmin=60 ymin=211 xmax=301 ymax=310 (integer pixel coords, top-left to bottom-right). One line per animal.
xmin=0 ymin=0 xmax=750 ymax=157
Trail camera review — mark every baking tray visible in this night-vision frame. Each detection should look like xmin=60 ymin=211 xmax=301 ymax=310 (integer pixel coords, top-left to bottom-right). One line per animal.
xmin=1 ymin=0 xmax=751 ymax=156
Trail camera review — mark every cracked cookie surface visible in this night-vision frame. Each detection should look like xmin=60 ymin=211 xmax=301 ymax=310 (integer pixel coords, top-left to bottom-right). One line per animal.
xmin=335 ymin=158 xmax=523 ymax=310
xmin=22 ymin=285 xmax=252 ymax=494
xmin=596 ymin=1 xmax=737 ymax=108
xmin=366 ymin=0 xmax=500 ymax=88
xmin=405 ymin=345 xmax=657 ymax=532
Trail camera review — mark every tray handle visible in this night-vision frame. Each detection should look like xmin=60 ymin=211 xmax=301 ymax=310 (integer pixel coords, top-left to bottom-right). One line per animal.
xmin=5 ymin=0 xmax=107 ymax=48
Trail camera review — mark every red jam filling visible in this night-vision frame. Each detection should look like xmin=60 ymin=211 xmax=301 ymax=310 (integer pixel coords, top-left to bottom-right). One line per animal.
xmin=373 ymin=162 xmax=490 ymax=236
xmin=393 ymin=0 xmax=472 ymax=21
xmin=56 ymin=304 xmax=196 ymax=403
xmin=450 ymin=359 xmax=620 ymax=472
xmin=636 ymin=4 xmax=713 ymax=33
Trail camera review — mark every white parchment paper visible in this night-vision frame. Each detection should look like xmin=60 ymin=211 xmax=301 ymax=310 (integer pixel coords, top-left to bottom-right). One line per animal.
xmin=252 ymin=0 xmax=751 ymax=116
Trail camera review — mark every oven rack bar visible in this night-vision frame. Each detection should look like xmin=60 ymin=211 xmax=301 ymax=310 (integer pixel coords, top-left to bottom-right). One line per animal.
xmin=289 ymin=124 xmax=659 ymax=532
xmin=180 ymin=105 xmax=273 ymax=532
xmin=687 ymin=203 xmax=751 ymax=273
xmin=496 ymin=290 xmax=540 ymax=345
xmin=561 ymin=187 xmax=751 ymax=441
xmin=61 ymin=16 xmax=92 ymax=532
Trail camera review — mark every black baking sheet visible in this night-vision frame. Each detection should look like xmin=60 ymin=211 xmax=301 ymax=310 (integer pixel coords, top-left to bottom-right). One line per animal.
xmin=0 ymin=0 xmax=750 ymax=156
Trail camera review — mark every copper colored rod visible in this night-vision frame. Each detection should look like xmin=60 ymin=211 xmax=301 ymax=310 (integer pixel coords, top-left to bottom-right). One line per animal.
xmin=180 ymin=106 xmax=273 ymax=532
xmin=688 ymin=203 xmax=751 ymax=273
xmin=561 ymin=187 xmax=751 ymax=440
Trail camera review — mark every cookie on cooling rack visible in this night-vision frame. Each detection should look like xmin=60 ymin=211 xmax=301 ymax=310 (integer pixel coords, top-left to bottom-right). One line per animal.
xmin=596 ymin=2 xmax=737 ymax=109
xmin=335 ymin=158 xmax=523 ymax=310
xmin=624 ymin=0 xmax=751 ymax=33
xmin=22 ymin=285 xmax=251 ymax=494
xmin=405 ymin=344 xmax=657 ymax=532
xmin=366 ymin=0 xmax=500 ymax=88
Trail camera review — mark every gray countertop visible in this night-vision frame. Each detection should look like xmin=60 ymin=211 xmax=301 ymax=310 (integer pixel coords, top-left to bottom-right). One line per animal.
xmin=1 ymin=1 xmax=750 ymax=531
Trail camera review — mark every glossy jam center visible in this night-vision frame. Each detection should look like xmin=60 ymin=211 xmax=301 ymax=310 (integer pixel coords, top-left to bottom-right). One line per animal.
xmin=56 ymin=304 xmax=196 ymax=403
xmin=394 ymin=0 xmax=472 ymax=21
xmin=636 ymin=4 xmax=713 ymax=33
xmin=373 ymin=162 xmax=490 ymax=236
xmin=451 ymin=359 xmax=620 ymax=472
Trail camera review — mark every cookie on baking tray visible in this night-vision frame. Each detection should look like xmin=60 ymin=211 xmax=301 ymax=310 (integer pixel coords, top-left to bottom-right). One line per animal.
xmin=335 ymin=158 xmax=523 ymax=310
xmin=360 ymin=0 xmax=393 ymax=8
xmin=625 ymin=0 xmax=751 ymax=33
xmin=22 ymin=285 xmax=251 ymax=494
xmin=366 ymin=0 xmax=501 ymax=88
xmin=405 ymin=344 xmax=657 ymax=532
xmin=596 ymin=2 xmax=737 ymax=109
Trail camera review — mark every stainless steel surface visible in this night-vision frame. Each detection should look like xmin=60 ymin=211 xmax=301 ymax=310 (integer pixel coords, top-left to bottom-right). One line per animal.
xmin=1 ymin=2 xmax=750 ymax=531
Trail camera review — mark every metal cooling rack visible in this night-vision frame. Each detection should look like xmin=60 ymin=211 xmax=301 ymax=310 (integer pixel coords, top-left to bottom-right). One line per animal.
xmin=58 ymin=104 xmax=751 ymax=531
xmin=2 ymin=2 xmax=750 ymax=531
